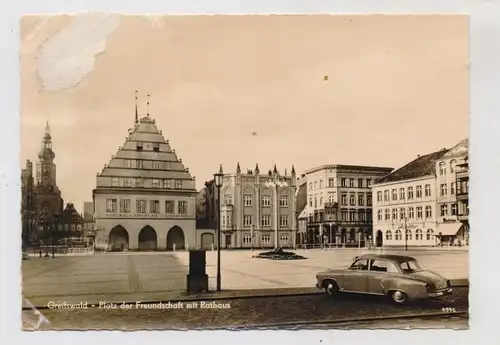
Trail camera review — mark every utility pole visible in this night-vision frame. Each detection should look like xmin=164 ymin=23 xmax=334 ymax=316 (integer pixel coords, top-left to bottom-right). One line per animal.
xmin=404 ymin=217 xmax=408 ymax=251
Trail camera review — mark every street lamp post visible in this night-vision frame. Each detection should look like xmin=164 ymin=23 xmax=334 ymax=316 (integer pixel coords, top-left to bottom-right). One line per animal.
xmin=52 ymin=215 xmax=59 ymax=258
xmin=214 ymin=164 xmax=224 ymax=292
xmin=265 ymin=175 xmax=288 ymax=249
xmin=404 ymin=217 xmax=408 ymax=251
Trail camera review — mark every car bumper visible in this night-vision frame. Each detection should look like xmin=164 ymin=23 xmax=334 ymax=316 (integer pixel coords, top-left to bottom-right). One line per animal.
xmin=428 ymin=287 xmax=452 ymax=298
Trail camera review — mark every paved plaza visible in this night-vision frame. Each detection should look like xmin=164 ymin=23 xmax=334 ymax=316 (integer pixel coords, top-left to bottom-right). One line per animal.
xmin=22 ymin=248 xmax=468 ymax=305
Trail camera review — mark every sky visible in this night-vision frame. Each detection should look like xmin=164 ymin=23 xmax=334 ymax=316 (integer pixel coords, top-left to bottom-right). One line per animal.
xmin=20 ymin=14 xmax=469 ymax=212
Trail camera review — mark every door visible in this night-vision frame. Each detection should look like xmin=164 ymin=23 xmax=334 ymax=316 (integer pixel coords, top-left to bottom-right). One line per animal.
xmin=342 ymin=259 xmax=369 ymax=292
xmin=367 ymin=259 xmax=391 ymax=295
xmin=225 ymin=234 xmax=232 ymax=249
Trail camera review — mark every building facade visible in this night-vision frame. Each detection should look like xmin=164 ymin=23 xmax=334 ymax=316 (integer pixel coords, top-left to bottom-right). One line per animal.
xmin=304 ymin=165 xmax=393 ymax=247
xmin=82 ymin=201 xmax=96 ymax=238
xmin=21 ymin=159 xmax=36 ymax=248
xmin=295 ymin=175 xmax=308 ymax=245
xmin=198 ymin=164 xmax=298 ymax=249
xmin=58 ymin=203 xmax=85 ymax=237
xmin=33 ymin=121 xmax=64 ymax=245
xmin=455 ymin=155 xmax=469 ymax=240
xmin=434 ymin=139 xmax=469 ymax=245
xmin=93 ymin=100 xmax=198 ymax=251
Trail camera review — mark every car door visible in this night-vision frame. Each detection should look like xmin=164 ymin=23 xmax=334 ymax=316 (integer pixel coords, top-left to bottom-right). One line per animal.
xmin=366 ymin=259 xmax=391 ymax=295
xmin=342 ymin=259 xmax=369 ymax=292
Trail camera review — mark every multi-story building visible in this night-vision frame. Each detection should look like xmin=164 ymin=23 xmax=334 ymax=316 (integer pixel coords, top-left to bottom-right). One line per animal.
xmin=58 ymin=202 xmax=85 ymax=238
xmin=371 ymin=150 xmax=447 ymax=247
xmin=434 ymin=139 xmax=469 ymax=245
xmin=93 ymin=98 xmax=197 ymax=251
xmin=82 ymin=201 xmax=96 ymax=238
xmin=304 ymin=165 xmax=393 ymax=247
xmin=295 ymin=175 xmax=308 ymax=245
xmin=21 ymin=159 xmax=36 ymax=248
xmin=455 ymin=155 xmax=469 ymax=243
xmin=199 ymin=164 xmax=297 ymax=249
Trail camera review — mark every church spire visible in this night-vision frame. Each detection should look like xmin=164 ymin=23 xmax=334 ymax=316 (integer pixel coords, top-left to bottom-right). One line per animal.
xmin=236 ymin=162 xmax=241 ymax=174
xmin=134 ymin=90 xmax=139 ymax=124
xmin=44 ymin=119 xmax=50 ymax=136
xmin=146 ymin=94 xmax=151 ymax=117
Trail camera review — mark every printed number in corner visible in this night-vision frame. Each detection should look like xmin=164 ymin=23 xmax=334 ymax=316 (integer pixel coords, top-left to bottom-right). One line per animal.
xmin=441 ymin=307 xmax=457 ymax=313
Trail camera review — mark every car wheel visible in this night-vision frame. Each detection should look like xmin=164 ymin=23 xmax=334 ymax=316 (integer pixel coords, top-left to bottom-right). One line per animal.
xmin=390 ymin=290 xmax=408 ymax=304
xmin=324 ymin=280 xmax=339 ymax=297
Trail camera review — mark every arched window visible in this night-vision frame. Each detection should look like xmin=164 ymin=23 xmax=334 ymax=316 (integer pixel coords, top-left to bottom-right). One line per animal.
xmin=439 ymin=162 xmax=446 ymax=175
xmin=415 ymin=229 xmax=423 ymax=240
xmin=450 ymin=159 xmax=457 ymax=173
xmin=385 ymin=230 xmax=392 ymax=240
xmin=405 ymin=229 xmax=412 ymax=241
xmin=426 ymin=229 xmax=434 ymax=240
xmin=395 ymin=230 xmax=402 ymax=240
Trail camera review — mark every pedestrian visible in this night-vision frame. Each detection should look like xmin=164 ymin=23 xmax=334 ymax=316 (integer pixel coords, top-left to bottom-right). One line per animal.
xmin=173 ymin=242 xmax=176 ymax=252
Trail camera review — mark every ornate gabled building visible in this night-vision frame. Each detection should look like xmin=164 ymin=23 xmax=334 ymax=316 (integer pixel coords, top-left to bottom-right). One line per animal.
xmin=21 ymin=159 xmax=36 ymax=248
xmin=93 ymin=93 xmax=198 ymax=251
xmin=59 ymin=203 xmax=85 ymax=237
xmin=199 ymin=163 xmax=298 ymax=249
xmin=34 ymin=121 xmax=64 ymax=243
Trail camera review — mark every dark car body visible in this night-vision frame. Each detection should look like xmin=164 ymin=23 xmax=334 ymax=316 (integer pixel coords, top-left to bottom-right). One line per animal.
xmin=315 ymin=254 xmax=452 ymax=303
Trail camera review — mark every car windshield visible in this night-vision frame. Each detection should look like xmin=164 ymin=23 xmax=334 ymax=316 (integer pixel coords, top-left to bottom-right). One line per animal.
xmin=399 ymin=260 xmax=423 ymax=273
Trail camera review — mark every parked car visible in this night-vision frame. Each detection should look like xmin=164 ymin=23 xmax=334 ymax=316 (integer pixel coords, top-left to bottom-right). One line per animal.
xmin=315 ymin=254 xmax=452 ymax=304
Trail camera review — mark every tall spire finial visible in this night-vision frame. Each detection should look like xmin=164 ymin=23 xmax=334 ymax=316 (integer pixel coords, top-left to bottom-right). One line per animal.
xmin=236 ymin=162 xmax=241 ymax=174
xmin=134 ymin=90 xmax=139 ymax=124
xmin=45 ymin=118 xmax=50 ymax=135
xmin=273 ymin=164 xmax=278 ymax=175
xmin=146 ymin=94 xmax=151 ymax=116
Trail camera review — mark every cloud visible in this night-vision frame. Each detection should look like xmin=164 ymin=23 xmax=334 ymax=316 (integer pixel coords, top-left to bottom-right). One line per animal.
xmin=36 ymin=13 xmax=120 ymax=92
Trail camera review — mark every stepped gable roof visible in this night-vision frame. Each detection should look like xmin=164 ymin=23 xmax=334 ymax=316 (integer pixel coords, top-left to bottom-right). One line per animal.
xmin=375 ymin=149 xmax=448 ymax=184
xmin=98 ymin=114 xmax=194 ymax=183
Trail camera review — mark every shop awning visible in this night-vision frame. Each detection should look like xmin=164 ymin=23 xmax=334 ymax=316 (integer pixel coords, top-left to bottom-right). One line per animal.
xmin=436 ymin=222 xmax=463 ymax=236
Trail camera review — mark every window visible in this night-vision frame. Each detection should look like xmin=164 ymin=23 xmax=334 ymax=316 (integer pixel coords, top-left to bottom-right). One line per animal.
xmin=349 ymin=259 xmax=369 ymax=271
xmin=358 ymin=194 xmax=364 ymax=206
xmin=119 ymin=199 xmax=131 ymax=213
xmin=153 ymin=161 xmax=161 ymax=169
xmin=416 ymin=185 xmax=422 ymax=198
xmin=280 ymin=216 xmax=289 ymax=227
xmin=243 ymin=234 xmax=252 ymax=245
xmin=106 ymin=199 xmax=117 ymax=213
xmin=319 ymin=180 xmax=323 ymax=188
xmin=349 ymin=210 xmax=356 ymax=222
xmin=366 ymin=179 xmax=372 ymax=187
xmin=261 ymin=215 xmax=271 ymax=227
xmin=416 ymin=206 xmax=423 ymax=219
xmin=450 ymin=159 xmax=457 ymax=173
xmin=328 ymin=195 xmax=335 ymax=203
xmin=163 ymin=179 xmax=171 ymax=189
xmin=425 ymin=205 xmax=432 ymax=218
xmin=377 ymin=191 xmax=382 ymax=202
xmin=391 ymin=189 xmax=397 ymax=201
xmin=405 ymin=229 xmax=412 ymax=241
xmin=309 ymin=198 xmax=313 ymax=207
xmin=319 ymin=197 xmax=323 ymax=206
xmin=349 ymin=194 xmax=355 ymax=206
xmin=137 ymin=160 xmax=143 ymax=169
xmin=136 ymin=142 xmax=143 ymax=151
xmin=400 ymin=207 xmax=406 ymax=220
xmin=370 ymin=259 xmax=391 ymax=272
xmin=377 ymin=210 xmax=383 ymax=221
xmin=341 ymin=194 xmax=348 ymax=206
xmin=408 ymin=207 xmax=415 ymax=219
xmin=152 ymin=179 xmax=161 ymax=188
xmin=395 ymin=230 xmax=402 ymax=240
xmin=175 ymin=180 xmax=182 ymax=189
xmin=384 ymin=190 xmax=389 ymax=202
xmin=244 ymin=195 xmax=253 ymax=207
xmin=153 ymin=143 xmax=160 ymax=152
xmin=280 ymin=233 xmax=289 ymax=244
xmin=309 ymin=182 xmax=312 ymax=191
xmin=384 ymin=209 xmax=390 ymax=220
xmin=425 ymin=184 xmax=431 ymax=197
xmin=135 ymin=178 xmax=143 ymax=188
xmin=136 ymin=200 xmax=146 ymax=213
xmin=261 ymin=234 xmax=271 ymax=244
xmin=111 ymin=178 xmax=119 ymax=187
xmin=358 ymin=178 xmax=364 ymax=188
xmin=399 ymin=188 xmax=405 ymax=200
xmin=341 ymin=178 xmax=346 ymax=187
xmin=165 ymin=200 xmax=174 ymax=214
xmin=349 ymin=178 xmax=355 ymax=187
xmin=451 ymin=203 xmax=458 ymax=216
xmin=407 ymin=186 xmax=414 ymax=200
xmin=440 ymin=204 xmax=448 ymax=216
xmin=439 ymin=162 xmax=446 ymax=175
xmin=178 ymin=201 xmax=187 ymax=214
xmin=392 ymin=208 xmax=398 ymax=220
xmin=314 ymin=181 xmax=317 ymax=189
xmin=451 ymin=182 xmax=456 ymax=195
xmin=149 ymin=200 xmax=159 ymax=213
xmin=125 ymin=160 xmax=133 ymax=168
xmin=224 ymin=195 xmax=233 ymax=205
xmin=440 ymin=184 xmax=448 ymax=196
xmin=341 ymin=210 xmax=348 ymax=221
xmin=426 ymin=229 xmax=434 ymax=241
xmin=385 ymin=230 xmax=392 ymax=240
xmin=415 ymin=229 xmax=423 ymax=240
xmin=367 ymin=194 xmax=372 ymax=206
xmin=262 ymin=195 xmax=271 ymax=207
xmin=243 ymin=215 xmax=253 ymax=226
xmin=280 ymin=195 xmax=289 ymax=207
xmin=328 ymin=178 xmax=334 ymax=187
xmin=359 ymin=211 xmax=366 ymax=222
xmin=124 ymin=178 xmax=133 ymax=187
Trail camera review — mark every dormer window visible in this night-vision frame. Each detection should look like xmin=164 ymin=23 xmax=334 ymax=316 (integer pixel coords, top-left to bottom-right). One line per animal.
xmin=136 ymin=142 xmax=143 ymax=151
xmin=153 ymin=143 xmax=160 ymax=152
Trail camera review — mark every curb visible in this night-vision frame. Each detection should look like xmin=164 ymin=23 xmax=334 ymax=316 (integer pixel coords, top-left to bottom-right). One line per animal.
xmin=200 ymin=310 xmax=469 ymax=330
xmin=23 ymin=281 xmax=468 ymax=311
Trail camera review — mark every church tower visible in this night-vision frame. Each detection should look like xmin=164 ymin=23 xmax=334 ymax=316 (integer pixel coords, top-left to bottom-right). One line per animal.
xmin=36 ymin=120 xmax=57 ymax=186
